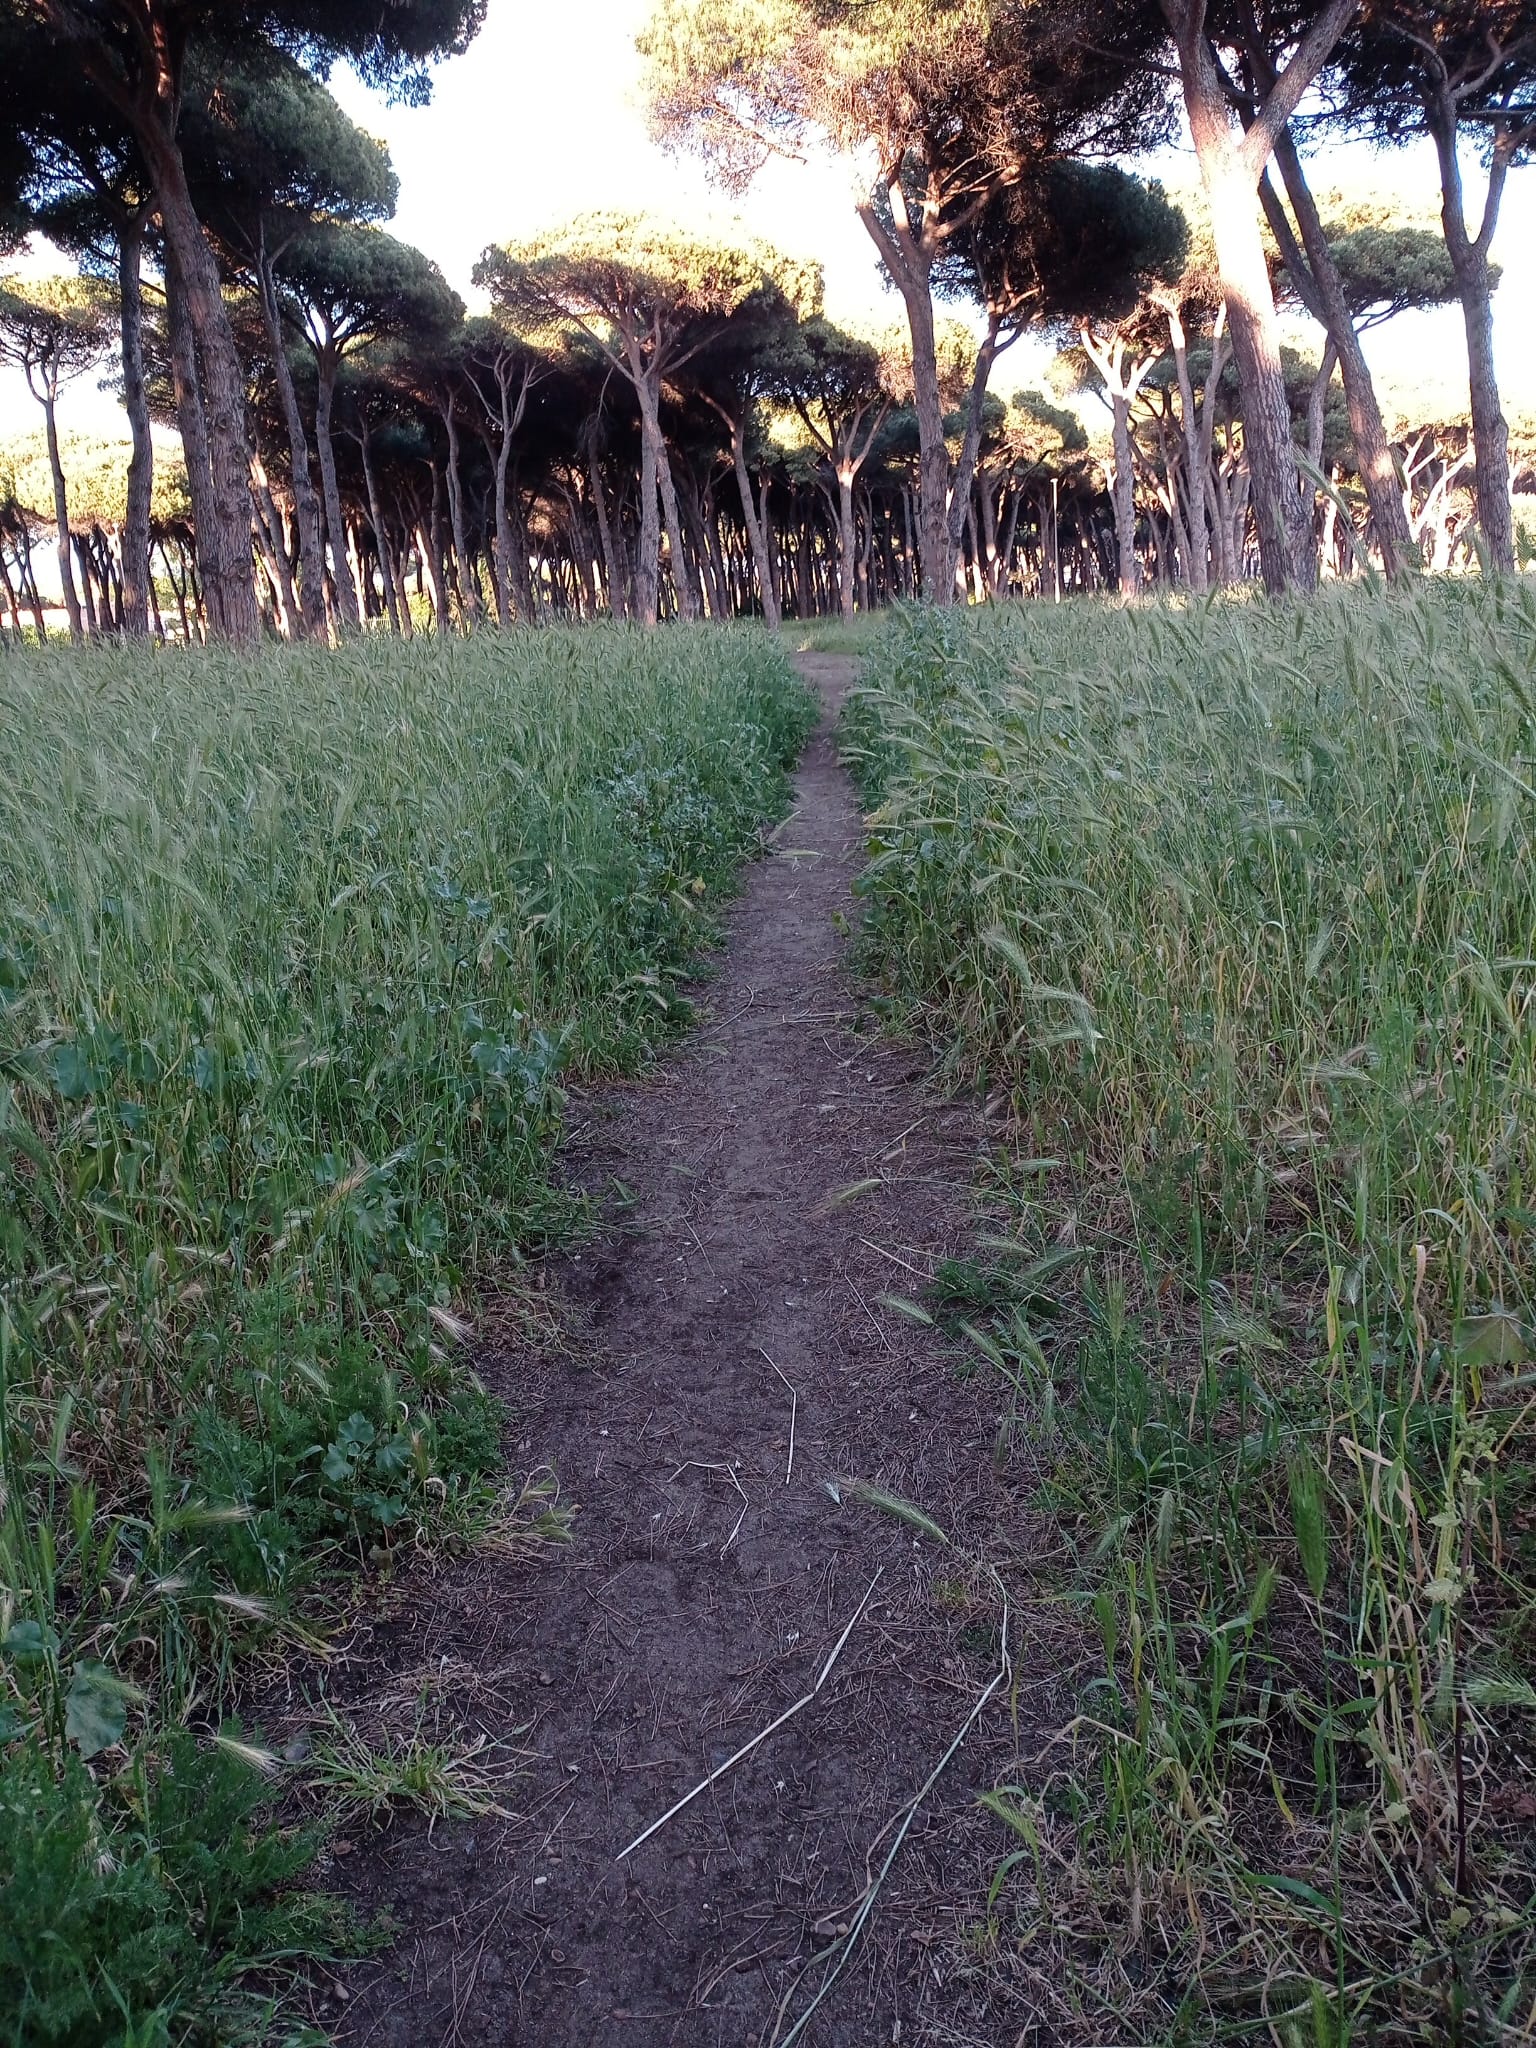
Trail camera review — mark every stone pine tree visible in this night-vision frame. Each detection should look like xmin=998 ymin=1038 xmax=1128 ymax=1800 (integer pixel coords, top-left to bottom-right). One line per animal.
xmin=1214 ymin=3 xmax=1416 ymax=577
xmin=273 ymin=223 xmax=462 ymax=633
xmin=0 ymin=274 xmax=113 ymax=641
xmin=640 ymin=0 xmax=1171 ymax=602
xmin=0 ymin=0 xmax=485 ymax=640
xmin=1276 ymin=208 xmax=1461 ymax=502
xmin=1336 ymin=0 xmax=1536 ymax=572
xmin=180 ymin=48 xmax=398 ymax=639
xmin=1151 ymin=0 xmax=1361 ymax=594
xmin=777 ymin=319 xmax=893 ymax=622
xmin=477 ymin=217 xmax=792 ymax=626
xmin=688 ymin=269 xmax=818 ymax=630
xmin=936 ymin=160 xmax=1187 ymax=594
xmin=0 ymin=44 xmax=159 ymax=633
xmin=459 ymin=316 xmax=550 ymax=629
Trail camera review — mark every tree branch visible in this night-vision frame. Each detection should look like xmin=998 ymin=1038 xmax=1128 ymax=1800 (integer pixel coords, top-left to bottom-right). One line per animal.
xmin=1240 ymin=0 xmax=1360 ymax=176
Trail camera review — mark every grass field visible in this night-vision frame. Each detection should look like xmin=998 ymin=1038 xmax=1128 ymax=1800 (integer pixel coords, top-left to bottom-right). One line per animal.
xmin=0 ymin=624 xmax=812 ymax=2042
xmin=846 ymin=586 xmax=1536 ymax=2044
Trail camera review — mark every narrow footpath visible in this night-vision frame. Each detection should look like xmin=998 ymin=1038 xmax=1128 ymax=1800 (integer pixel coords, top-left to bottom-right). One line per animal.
xmin=333 ymin=654 xmax=1038 ymax=2047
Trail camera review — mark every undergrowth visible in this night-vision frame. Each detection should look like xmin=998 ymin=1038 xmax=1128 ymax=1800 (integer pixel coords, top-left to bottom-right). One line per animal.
xmin=847 ymin=588 xmax=1536 ymax=2044
xmin=0 ymin=622 xmax=813 ymax=2042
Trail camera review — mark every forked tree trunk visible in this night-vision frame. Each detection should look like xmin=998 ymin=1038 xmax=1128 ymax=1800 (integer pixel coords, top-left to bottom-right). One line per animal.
xmin=1081 ymin=330 xmax=1155 ymax=598
xmin=1162 ymin=0 xmax=1354 ymax=594
xmin=1430 ymin=103 xmax=1516 ymax=572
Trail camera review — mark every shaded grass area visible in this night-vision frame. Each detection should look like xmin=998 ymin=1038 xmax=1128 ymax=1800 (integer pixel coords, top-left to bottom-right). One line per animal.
xmin=0 ymin=623 xmax=814 ymax=2044
xmin=846 ymin=589 xmax=1536 ymax=2044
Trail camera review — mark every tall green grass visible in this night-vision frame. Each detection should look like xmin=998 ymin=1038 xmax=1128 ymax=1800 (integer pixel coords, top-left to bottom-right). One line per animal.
xmin=848 ymin=587 xmax=1536 ymax=2043
xmin=0 ymin=623 xmax=812 ymax=2042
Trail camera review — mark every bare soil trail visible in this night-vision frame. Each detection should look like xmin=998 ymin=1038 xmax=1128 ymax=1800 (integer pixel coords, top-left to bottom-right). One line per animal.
xmin=332 ymin=654 xmax=1047 ymax=2047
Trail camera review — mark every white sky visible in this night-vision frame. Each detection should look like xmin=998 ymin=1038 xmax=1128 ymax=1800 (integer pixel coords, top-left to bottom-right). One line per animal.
xmin=2 ymin=0 xmax=1533 ymax=444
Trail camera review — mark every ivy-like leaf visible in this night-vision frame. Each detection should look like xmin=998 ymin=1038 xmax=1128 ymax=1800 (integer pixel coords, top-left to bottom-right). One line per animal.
xmin=1 ymin=1619 xmax=60 ymax=1665
xmin=65 ymin=1661 xmax=134 ymax=1758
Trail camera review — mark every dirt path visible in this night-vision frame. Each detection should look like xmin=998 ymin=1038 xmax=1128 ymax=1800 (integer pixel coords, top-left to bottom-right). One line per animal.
xmin=333 ymin=655 xmax=1031 ymax=2047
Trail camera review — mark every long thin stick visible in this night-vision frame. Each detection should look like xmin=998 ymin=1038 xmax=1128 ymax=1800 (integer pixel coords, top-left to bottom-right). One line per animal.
xmin=616 ymin=1567 xmax=883 ymax=1862
xmin=759 ymin=1344 xmax=797 ymax=1485
xmin=772 ymin=1596 xmax=1013 ymax=2048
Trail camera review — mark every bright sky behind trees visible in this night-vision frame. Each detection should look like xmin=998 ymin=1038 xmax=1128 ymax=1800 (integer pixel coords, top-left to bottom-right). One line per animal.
xmin=2 ymin=0 xmax=1532 ymax=439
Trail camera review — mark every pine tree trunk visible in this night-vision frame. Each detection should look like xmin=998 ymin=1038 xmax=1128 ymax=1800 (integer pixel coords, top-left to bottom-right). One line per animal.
xmin=857 ymin=186 xmax=949 ymax=601
xmin=893 ymin=270 xmax=950 ymax=601
xmin=632 ymin=377 xmax=663 ymax=627
xmin=356 ymin=418 xmax=400 ymax=635
xmin=655 ymin=437 xmax=697 ymax=620
xmin=40 ymin=384 xmax=85 ymax=642
xmin=726 ymin=417 xmax=778 ymax=630
xmin=258 ymin=250 xmax=328 ymax=638
xmin=586 ymin=438 xmax=625 ymax=621
xmin=1306 ymin=338 xmax=1338 ymax=470
xmin=438 ymin=402 xmax=479 ymax=627
xmin=118 ymin=215 xmax=153 ymax=637
xmin=0 ymin=546 xmax=22 ymax=642
xmin=1110 ymin=393 xmax=1138 ymax=596
xmin=314 ymin=353 xmax=361 ymax=632
xmin=416 ymin=507 xmax=450 ymax=635
xmin=492 ymin=430 xmax=517 ymax=627
xmin=250 ymin=448 xmax=299 ymax=636
xmin=945 ymin=320 xmax=1002 ymax=592
xmin=162 ymin=242 xmax=233 ymax=630
xmin=128 ymin=89 xmax=258 ymax=641
xmin=836 ymin=465 xmax=857 ymax=622
xmin=1167 ymin=309 xmax=1209 ymax=594
xmin=1456 ymin=258 xmax=1513 ymax=573
xmin=15 ymin=527 xmax=48 ymax=640
xmin=73 ymin=533 xmax=99 ymax=638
